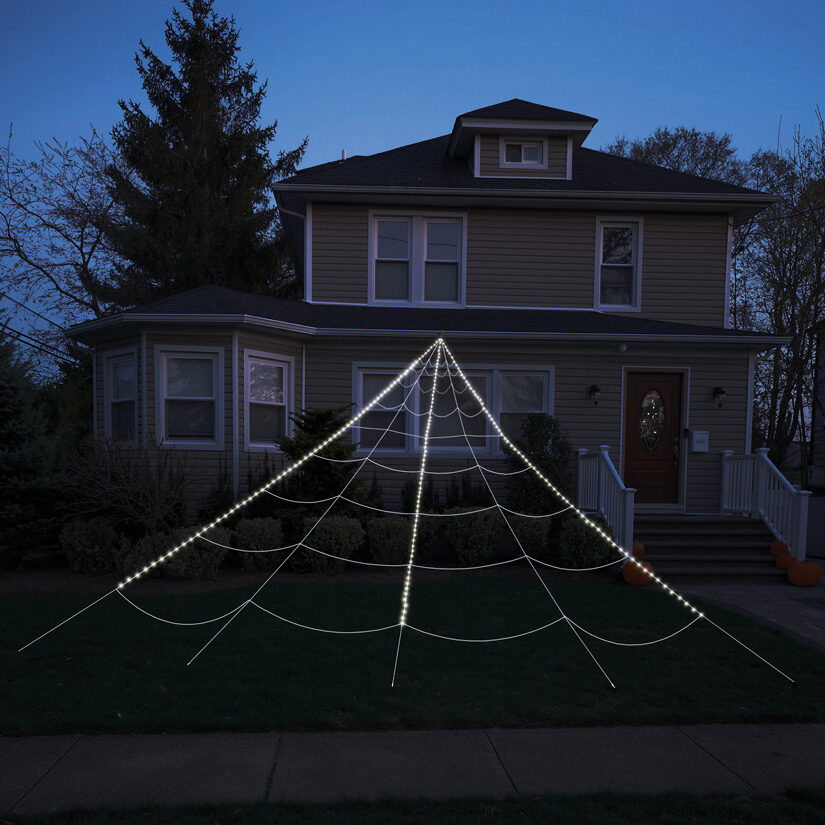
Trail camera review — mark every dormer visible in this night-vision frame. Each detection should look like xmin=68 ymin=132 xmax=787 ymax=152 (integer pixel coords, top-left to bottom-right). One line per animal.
xmin=447 ymin=98 xmax=597 ymax=180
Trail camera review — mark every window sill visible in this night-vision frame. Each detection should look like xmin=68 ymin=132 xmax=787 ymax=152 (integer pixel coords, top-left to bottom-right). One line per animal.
xmin=158 ymin=439 xmax=224 ymax=451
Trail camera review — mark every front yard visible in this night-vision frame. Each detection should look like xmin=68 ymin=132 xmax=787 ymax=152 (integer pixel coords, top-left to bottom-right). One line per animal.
xmin=4 ymin=569 xmax=824 ymax=735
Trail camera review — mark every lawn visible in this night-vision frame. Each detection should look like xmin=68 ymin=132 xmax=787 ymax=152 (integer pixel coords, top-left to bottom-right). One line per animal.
xmin=5 ymin=790 xmax=825 ymax=825
xmin=3 ymin=569 xmax=825 ymax=735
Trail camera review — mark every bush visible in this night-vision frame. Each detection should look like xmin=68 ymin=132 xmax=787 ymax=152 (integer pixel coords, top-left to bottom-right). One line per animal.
xmin=507 ymin=514 xmax=551 ymax=560
xmin=120 ymin=527 xmax=231 ymax=579
xmin=558 ymin=516 xmax=614 ymax=570
xmin=233 ymin=518 xmax=285 ymax=571
xmin=366 ymin=516 xmax=411 ymax=564
xmin=60 ymin=518 xmax=124 ymax=574
xmin=442 ymin=507 xmax=501 ymax=565
xmin=293 ymin=516 xmax=365 ymax=574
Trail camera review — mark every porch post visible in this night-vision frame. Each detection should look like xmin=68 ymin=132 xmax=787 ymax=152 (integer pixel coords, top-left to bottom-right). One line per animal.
xmin=754 ymin=447 xmax=770 ymax=519
xmin=720 ymin=449 xmax=734 ymax=513
xmin=795 ymin=491 xmax=812 ymax=562
xmin=598 ymin=445 xmax=610 ymax=516
xmin=622 ymin=487 xmax=636 ymax=557
xmin=577 ymin=448 xmax=588 ymax=509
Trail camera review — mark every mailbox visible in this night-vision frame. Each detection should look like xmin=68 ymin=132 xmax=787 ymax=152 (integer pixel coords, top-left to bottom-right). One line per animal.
xmin=688 ymin=430 xmax=709 ymax=453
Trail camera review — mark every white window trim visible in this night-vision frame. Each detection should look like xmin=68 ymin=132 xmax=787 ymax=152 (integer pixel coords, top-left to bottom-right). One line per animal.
xmin=594 ymin=216 xmax=644 ymax=312
xmin=367 ymin=209 xmax=467 ymax=307
xmin=499 ymin=135 xmax=549 ymax=170
xmin=244 ymin=349 xmax=294 ymax=453
xmin=155 ymin=344 xmax=224 ymax=450
xmin=103 ymin=346 xmax=138 ymax=444
xmin=351 ymin=362 xmax=555 ymax=455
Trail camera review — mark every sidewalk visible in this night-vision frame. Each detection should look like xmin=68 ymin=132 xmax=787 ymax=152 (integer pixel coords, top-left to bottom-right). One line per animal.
xmin=3 ymin=723 xmax=825 ymax=814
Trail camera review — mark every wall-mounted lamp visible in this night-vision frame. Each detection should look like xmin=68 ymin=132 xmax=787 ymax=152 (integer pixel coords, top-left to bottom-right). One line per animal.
xmin=589 ymin=384 xmax=602 ymax=407
xmin=712 ymin=386 xmax=727 ymax=408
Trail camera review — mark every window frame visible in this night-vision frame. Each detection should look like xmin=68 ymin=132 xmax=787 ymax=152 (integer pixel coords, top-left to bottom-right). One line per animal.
xmin=368 ymin=210 xmax=467 ymax=307
xmin=498 ymin=135 xmax=549 ymax=170
xmin=103 ymin=346 xmax=138 ymax=445
xmin=351 ymin=362 xmax=555 ymax=456
xmin=594 ymin=216 xmax=644 ymax=312
xmin=498 ymin=369 xmax=554 ymax=445
xmin=155 ymin=345 xmax=224 ymax=450
xmin=244 ymin=349 xmax=294 ymax=453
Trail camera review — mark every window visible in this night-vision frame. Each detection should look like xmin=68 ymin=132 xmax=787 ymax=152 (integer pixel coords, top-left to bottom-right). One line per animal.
xmin=104 ymin=351 xmax=137 ymax=442
xmin=420 ymin=370 xmax=489 ymax=450
xmin=499 ymin=372 xmax=547 ymax=440
xmin=499 ymin=137 xmax=547 ymax=169
xmin=356 ymin=370 xmax=408 ymax=450
xmin=596 ymin=219 xmax=642 ymax=309
xmin=157 ymin=349 xmax=222 ymax=447
xmin=246 ymin=352 xmax=290 ymax=449
xmin=371 ymin=214 xmax=464 ymax=305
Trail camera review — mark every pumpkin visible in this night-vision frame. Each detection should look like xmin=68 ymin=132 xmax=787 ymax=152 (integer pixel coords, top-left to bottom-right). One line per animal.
xmin=770 ymin=539 xmax=789 ymax=557
xmin=775 ymin=552 xmax=795 ymax=570
xmin=623 ymin=560 xmax=655 ymax=586
xmin=788 ymin=561 xmax=822 ymax=587
xmin=632 ymin=540 xmax=645 ymax=557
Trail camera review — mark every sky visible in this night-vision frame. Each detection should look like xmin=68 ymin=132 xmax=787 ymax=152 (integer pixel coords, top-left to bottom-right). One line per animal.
xmin=2 ymin=0 xmax=824 ymax=170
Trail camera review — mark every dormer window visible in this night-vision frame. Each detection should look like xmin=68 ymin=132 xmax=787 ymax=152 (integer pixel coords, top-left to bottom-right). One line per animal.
xmin=499 ymin=137 xmax=547 ymax=169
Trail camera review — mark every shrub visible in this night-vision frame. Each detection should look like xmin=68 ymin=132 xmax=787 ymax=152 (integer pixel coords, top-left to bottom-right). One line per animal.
xmin=367 ymin=516 xmax=411 ymax=564
xmin=233 ymin=518 xmax=285 ymax=571
xmin=293 ymin=515 xmax=365 ymax=574
xmin=60 ymin=518 xmax=123 ymax=574
xmin=507 ymin=514 xmax=551 ymax=560
xmin=120 ymin=527 xmax=231 ymax=579
xmin=442 ymin=507 xmax=501 ymax=565
xmin=558 ymin=516 xmax=613 ymax=570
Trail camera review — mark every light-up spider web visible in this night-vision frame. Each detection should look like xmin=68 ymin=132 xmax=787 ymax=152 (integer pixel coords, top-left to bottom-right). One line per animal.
xmin=21 ymin=338 xmax=793 ymax=688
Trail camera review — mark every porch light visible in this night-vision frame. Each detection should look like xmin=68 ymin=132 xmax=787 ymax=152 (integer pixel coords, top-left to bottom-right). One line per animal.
xmin=588 ymin=384 xmax=601 ymax=406
xmin=713 ymin=387 xmax=727 ymax=408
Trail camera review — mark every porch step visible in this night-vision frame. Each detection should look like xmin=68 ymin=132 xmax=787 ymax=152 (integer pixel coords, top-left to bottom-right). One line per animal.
xmin=632 ymin=513 xmax=778 ymax=580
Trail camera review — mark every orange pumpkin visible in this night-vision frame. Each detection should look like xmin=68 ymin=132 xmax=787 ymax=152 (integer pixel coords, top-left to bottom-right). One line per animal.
xmin=623 ymin=560 xmax=655 ymax=586
xmin=632 ymin=540 xmax=645 ymax=557
xmin=788 ymin=561 xmax=822 ymax=587
xmin=770 ymin=539 xmax=789 ymax=557
xmin=775 ymin=552 xmax=795 ymax=570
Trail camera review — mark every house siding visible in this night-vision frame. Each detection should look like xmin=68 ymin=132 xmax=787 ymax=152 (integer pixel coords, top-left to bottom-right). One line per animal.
xmin=478 ymin=134 xmax=568 ymax=178
xmin=311 ymin=202 xmax=369 ymax=303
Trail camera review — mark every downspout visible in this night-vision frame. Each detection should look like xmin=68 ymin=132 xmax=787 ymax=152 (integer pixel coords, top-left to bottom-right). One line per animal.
xmin=91 ymin=347 xmax=97 ymax=438
xmin=141 ymin=333 xmax=148 ymax=449
xmin=232 ymin=331 xmax=239 ymax=498
xmin=301 ymin=341 xmax=306 ymax=413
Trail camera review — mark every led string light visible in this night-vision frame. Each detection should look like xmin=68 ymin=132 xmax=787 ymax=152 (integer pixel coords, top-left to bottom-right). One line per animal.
xmin=443 ymin=350 xmax=617 ymax=689
xmin=391 ymin=341 xmax=443 ymax=687
xmin=186 ymin=348 xmax=438 ymax=666
xmin=440 ymin=339 xmax=794 ymax=683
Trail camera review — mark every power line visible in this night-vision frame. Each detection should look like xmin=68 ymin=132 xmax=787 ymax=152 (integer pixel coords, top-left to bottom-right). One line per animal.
xmin=2 ymin=324 xmax=74 ymax=364
xmin=0 ymin=290 xmax=65 ymax=330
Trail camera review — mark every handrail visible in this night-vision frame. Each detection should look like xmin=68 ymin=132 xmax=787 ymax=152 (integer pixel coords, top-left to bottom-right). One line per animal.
xmin=721 ymin=448 xmax=811 ymax=561
xmin=577 ymin=445 xmax=636 ymax=556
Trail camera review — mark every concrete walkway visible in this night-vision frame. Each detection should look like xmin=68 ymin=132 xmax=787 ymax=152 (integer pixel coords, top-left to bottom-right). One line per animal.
xmin=2 ymin=723 xmax=824 ymax=814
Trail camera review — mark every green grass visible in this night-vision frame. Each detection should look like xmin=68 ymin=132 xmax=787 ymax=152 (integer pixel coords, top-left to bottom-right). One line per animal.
xmin=3 ymin=571 xmax=825 ymax=735
xmin=5 ymin=790 xmax=825 ymax=825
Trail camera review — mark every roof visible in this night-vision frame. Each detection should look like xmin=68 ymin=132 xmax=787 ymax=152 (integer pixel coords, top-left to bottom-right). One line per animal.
xmin=457 ymin=99 xmax=596 ymax=123
xmin=277 ymin=134 xmax=771 ymax=200
xmin=68 ymin=285 xmax=785 ymax=347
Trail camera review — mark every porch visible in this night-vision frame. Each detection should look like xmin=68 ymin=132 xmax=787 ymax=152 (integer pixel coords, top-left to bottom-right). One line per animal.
xmin=576 ymin=445 xmax=811 ymax=578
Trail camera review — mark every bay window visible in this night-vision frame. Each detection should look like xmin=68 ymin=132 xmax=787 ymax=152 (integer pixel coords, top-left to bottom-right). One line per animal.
xmin=104 ymin=350 xmax=137 ymax=443
xmin=246 ymin=352 xmax=290 ymax=449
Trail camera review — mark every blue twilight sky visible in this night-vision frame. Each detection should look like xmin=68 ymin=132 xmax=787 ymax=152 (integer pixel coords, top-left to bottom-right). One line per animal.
xmin=1 ymin=0 xmax=824 ymax=171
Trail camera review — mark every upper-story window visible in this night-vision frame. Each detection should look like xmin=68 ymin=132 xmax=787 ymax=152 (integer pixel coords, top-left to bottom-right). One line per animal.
xmin=156 ymin=347 xmax=223 ymax=449
xmin=596 ymin=218 xmax=643 ymax=311
xmin=499 ymin=136 xmax=548 ymax=169
xmin=104 ymin=349 xmax=137 ymax=443
xmin=370 ymin=213 xmax=465 ymax=306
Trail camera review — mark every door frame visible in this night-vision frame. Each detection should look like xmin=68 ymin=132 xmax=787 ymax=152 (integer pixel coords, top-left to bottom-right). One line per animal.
xmin=620 ymin=365 xmax=691 ymax=511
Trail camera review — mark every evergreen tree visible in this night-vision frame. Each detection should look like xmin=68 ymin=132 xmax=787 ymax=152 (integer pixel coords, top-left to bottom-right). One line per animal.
xmin=0 ymin=326 xmax=54 ymax=569
xmin=104 ymin=0 xmax=306 ymax=306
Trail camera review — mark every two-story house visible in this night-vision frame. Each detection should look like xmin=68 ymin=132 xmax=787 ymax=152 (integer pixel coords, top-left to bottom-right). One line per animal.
xmin=70 ymin=99 xmax=810 ymax=566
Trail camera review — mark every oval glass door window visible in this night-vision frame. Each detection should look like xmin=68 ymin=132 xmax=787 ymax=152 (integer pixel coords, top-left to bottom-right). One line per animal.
xmin=639 ymin=389 xmax=665 ymax=453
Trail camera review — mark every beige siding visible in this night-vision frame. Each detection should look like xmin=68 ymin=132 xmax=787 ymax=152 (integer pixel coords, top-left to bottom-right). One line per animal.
xmin=637 ymin=214 xmax=728 ymax=326
xmin=478 ymin=134 xmax=567 ymax=178
xmin=311 ymin=202 xmax=369 ymax=303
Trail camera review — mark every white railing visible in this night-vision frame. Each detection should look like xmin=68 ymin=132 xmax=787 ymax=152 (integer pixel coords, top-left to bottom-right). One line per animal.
xmin=721 ymin=448 xmax=811 ymax=561
xmin=577 ymin=445 xmax=636 ymax=555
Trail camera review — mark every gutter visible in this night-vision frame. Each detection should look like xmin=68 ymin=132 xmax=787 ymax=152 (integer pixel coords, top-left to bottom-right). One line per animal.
xmin=67 ymin=312 xmax=789 ymax=348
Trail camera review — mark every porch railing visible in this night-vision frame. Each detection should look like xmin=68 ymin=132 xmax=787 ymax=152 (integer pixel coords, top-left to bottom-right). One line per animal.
xmin=576 ymin=445 xmax=636 ymax=555
xmin=721 ymin=448 xmax=811 ymax=561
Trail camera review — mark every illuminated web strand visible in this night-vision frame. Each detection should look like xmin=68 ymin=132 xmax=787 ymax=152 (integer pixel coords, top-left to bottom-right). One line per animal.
xmin=341 ymin=455 xmax=531 ymax=478
xmin=443 ymin=354 xmax=616 ymax=689
xmin=187 ymin=348 xmax=437 ymax=666
xmin=392 ymin=343 xmax=443 ymax=687
xmin=440 ymin=339 xmax=794 ymax=685
xmin=357 ymin=424 xmax=502 ymax=439
xmin=406 ymin=617 xmax=565 ymax=644
xmin=529 ymin=554 xmax=625 ymax=572
xmin=118 ymin=340 xmax=440 ymax=591
xmin=567 ymin=615 xmax=703 ymax=647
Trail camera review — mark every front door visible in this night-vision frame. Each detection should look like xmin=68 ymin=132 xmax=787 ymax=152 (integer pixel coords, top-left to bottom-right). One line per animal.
xmin=624 ymin=372 xmax=683 ymax=504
